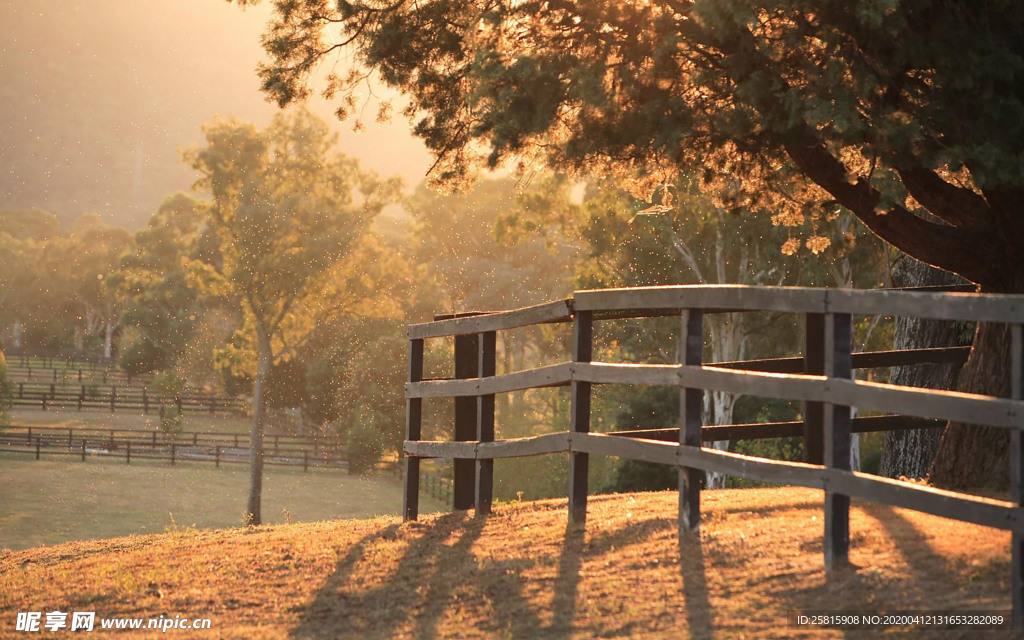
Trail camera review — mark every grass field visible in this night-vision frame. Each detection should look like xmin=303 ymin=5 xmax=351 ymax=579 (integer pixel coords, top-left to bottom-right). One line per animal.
xmin=0 ymin=488 xmax=1011 ymax=638
xmin=0 ymin=457 xmax=445 ymax=551
xmin=6 ymin=409 xmax=253 ymax=434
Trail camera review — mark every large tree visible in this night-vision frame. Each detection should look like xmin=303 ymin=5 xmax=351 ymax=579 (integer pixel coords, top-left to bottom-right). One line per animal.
xmin=188 ymin=107 xmax=399 ymax=524
xmin=240 ymin=0 xmax=1024 ymax=488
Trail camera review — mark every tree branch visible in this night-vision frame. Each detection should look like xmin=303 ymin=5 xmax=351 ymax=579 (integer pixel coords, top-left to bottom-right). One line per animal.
xmin=783 ymin=137 xmax=1003 ymax=286
xmin=896 ymin=166 xmax=995 ymax=228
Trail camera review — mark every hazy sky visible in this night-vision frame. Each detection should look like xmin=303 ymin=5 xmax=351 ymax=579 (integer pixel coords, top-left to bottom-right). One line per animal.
xmin=0 ymin=0 xmax=432 ymax=228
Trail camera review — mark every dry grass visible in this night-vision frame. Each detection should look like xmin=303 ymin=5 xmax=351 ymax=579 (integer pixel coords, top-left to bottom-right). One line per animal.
xmin=0 ymin=487 xmax=1012 ymax=639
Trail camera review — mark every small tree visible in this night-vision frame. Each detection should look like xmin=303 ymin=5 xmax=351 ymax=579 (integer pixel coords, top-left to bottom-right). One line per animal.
xmin=187 ymin=107 xmax=399 ymax=525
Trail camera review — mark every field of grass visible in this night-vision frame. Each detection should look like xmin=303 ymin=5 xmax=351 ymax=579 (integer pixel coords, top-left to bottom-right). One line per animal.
xmin=0 ymin=487 xmax=1011 ymax=638
xmin=0 ymin=457 xmax=445 ymax=551
xmin=6 ymin=408 xmax=253 ymax=435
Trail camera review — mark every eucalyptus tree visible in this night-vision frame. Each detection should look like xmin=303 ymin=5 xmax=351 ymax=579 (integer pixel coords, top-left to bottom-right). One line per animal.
xmin=187 ymin=107 xmax=400 ymax=525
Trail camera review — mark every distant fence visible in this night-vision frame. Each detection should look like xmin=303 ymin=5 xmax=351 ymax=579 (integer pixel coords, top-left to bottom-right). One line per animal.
xmin=0 ymin=425 xmax=453 ymax=501
xmin=5 ymin=384 xmax=247 ymax=415
xmin=401 ymin=285 xmax=1024 ymax=627
xmin=0 ymin=425 xmax=343 ymax=471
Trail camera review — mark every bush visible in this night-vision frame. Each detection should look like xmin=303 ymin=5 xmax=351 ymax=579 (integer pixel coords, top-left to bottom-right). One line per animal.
xmin=159 ymin=403 xmax=184 ymax=436
xmin=346 ymin=417 xmax=386 ymax=474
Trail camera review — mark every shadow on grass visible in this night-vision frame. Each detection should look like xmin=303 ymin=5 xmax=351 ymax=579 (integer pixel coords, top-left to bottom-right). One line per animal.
xmin=678 ymin=531 xmax=714 ymax=638
xmin=289 ymin=508 xmax=672 ymax=639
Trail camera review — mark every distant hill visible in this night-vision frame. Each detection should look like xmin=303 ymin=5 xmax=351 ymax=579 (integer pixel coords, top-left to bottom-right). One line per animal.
xmin=0 ymin=0 xmax=430 ymax=231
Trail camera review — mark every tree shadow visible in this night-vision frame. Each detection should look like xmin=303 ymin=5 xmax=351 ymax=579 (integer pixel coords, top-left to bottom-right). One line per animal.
xmin=289 ymin=507 xmax=674 ymax=639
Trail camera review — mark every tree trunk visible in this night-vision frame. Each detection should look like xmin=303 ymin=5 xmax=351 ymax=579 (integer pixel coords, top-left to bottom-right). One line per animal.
xmin=246 ymin=328 xmax=272 ymax=525
xmin=879 ymin=257 xmax=966 ymax=479
xmin=12 ymin=320 xmax=22 ymax=349
xmin=104 ymin=322 xmax=114 ymax=360
xmin=928 ymin=320 xmax=1012 ymax=489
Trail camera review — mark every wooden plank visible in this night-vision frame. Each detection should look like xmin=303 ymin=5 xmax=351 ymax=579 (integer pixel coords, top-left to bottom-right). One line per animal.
xmin=569 ymin=310 xmax=593 ymax=524
xmin=680 ymin=310 xmax=703 ymax=534
xmin=478 ymin=433 xmax=571 ymax=458
xmin=573 ymin=285 xmax=1024 ymax=324
xmin=476 ymin=331 xmax=496 ymax=514
xmin=406 ymin=363 xmax=573 ymax=398
xmin=404 ymin=338 xmax=424 ymax=522
xmin=828 ymin=378 xmax=1024 ymax=431
xmin=574 ymin=362 xmax=1024 ymax=431
xmin=824 ymin=313 xmax=852 ymax=569
xmin=405 ymin=440 xmax=479 ymax=458
xmin=571 ymin=432 xmax=677 ymax=466
xmin=453 ymin=333 xmax=478 ymax=510
xmin=711 ymin=346 xmax=971 ymax=374
xmin=675 ymin=444 xmax=829 ymax=489
xmin=403 ymin=433 xmax=571 ymax=459
xmin=408 ymin=299 xmax=573 ymax=339
xmin=804 ymin=313 xmax=826 ymax=465
xmin=569 ymin=433 xmax=1024 ymax=534
xmin=826 ymin=469 xmax=1024 ymax=534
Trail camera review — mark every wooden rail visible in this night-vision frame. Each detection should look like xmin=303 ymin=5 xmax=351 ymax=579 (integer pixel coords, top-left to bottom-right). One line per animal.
xmin=4 ymin=385 xmax=247 ymax=415
xmin=401 ymin=285 xmax=1024 ymax=627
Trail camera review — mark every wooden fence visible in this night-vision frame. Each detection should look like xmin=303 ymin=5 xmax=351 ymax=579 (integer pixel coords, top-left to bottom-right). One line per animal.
xmin=5 ymin=384 xmax=247 ymax=415
xmin=0 ymin=426 xmax=345 ymax=471
xmin=401 ymin=285 xmax=1024 ymax=628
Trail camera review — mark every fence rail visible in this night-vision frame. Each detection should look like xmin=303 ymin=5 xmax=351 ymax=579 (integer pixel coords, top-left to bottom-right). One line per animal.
xmin=401 ymin=285 xmax=1024 ymax=628
xmin=5 ymin=386 xmax=247 ymax=415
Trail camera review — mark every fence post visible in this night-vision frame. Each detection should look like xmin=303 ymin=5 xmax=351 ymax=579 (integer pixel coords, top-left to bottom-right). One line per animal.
xmin=1011 ymin=323 xmax=1023 ymax=631
xmin=171 ymin=443 xmax=176 ymax=466
xmin=303 ymin=450 xmax=308 ymax=473
xmin=569 ymin=310 xmax=593 ymax=524
xmin=453 ymin=331 xmax=480 ymax=510
xmin=81 ymin=441 xmax=86 ymax=462
xmin=35 ymin=437 xmax=40 ymax=460
xmin=824 ymin=312 xmax=853 ymax=569
xmin=110 ymin=386 xmax=116 ymax=414
xmin=679 ymin=309 xmax=704 ymax=533
xmin=404 ymin=337 xmax=425 ymax=521
xmin=476 ymin=331 xmax=497 ymax=515
xmin=803 ymin=313 xmax=826 ymax=464
xmin=68 ymin=428 xmax=73 ymax=447
xmin=126 ymin=441 xmax=131 ymax=465
xmin=216 ymin=445 xmax=221 ymax=468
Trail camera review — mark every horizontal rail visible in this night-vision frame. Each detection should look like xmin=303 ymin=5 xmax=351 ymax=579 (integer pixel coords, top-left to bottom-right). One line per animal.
xmin=577 ymin=363 xmax=1024 ymax=430
xmin=403 ymin=432 xmax=1024 ymax=533
xmin=573 ymin=285 xmax=1024 ymax=323
xmin=409 ymin=360 xmax=1024 ymax=431
xmin=713 ymin=346 xmax=971 ymax=373
xmin=407 ymin=363 xmax=573 ymax=398
xmin=611 ymin=415 xmax=945 ymax=442
xmin=407 ymin=299 xmax=573 ymax=339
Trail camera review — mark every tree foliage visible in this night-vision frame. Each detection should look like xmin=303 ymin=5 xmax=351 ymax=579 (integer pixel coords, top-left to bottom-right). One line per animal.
xmin=242 ymin=0 xmax=1024 ymax=292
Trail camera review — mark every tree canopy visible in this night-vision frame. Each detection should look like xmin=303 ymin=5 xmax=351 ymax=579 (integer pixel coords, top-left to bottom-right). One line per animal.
xmin=241 ymin=0 xmax=1024 ymax=292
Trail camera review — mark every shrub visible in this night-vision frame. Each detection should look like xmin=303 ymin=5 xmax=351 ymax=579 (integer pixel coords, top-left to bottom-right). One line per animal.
xmin=346 ymin=417 xmax=386 ymax=474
